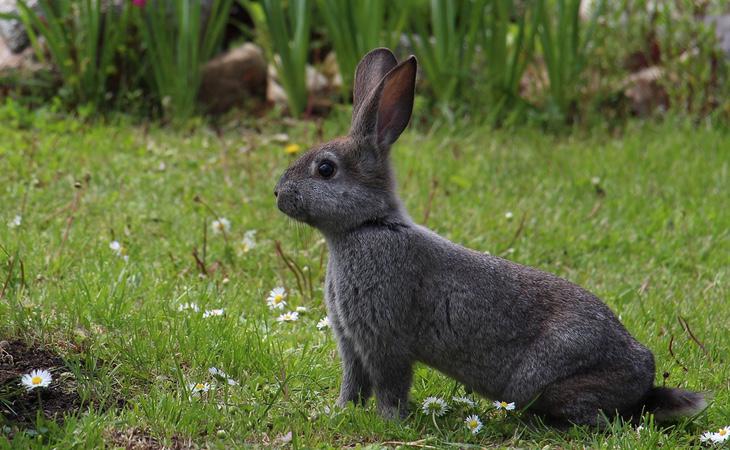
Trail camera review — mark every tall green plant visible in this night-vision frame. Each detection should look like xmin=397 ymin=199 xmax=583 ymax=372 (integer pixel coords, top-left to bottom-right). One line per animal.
xmin=135 ymin=0 xmax=233 ymax=121
xmin=317 ymin=0 xmax=410 ymax=100
xmin=481 ymin=0 xmax=539 ymax=124
xmin=535 ymin=0 xmax=605 ymax=122
xmin=243 ymin=0 xmax=311 ymax=117
xmin=16 ymin=0 xmax=131 ymax=110
xmin=408 ymin=0 xmax=486 ymax=113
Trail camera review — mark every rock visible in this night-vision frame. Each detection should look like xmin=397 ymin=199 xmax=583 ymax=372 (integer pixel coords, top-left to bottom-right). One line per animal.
xmin=0 ymin=35 xmax=41 ymax=71
xmin=0 ymin=0 xmax=38 ymax=53
xmin=623 ymin=66 xmax=668 ymax=117
xmin=266 ymin=77 xmax=288 ymax=108
xmin=198 ymin=43 xmax=267 ymax=114
xmin=306 ymin=65 xmax=329 ymax=94
xmin=705 ymin=14 xmax=730 ymax=60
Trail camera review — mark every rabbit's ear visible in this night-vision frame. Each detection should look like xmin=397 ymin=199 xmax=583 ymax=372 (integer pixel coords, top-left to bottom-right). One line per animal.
xmin=351 ymin=55 xmax=417 ymax=150
xmin=352 ymin=48 xmax=398 ymax=122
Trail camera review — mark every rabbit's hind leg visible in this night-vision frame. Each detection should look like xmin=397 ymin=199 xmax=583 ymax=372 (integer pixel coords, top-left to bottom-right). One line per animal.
xmin=531 ymin=369 xmax=650 ymax=427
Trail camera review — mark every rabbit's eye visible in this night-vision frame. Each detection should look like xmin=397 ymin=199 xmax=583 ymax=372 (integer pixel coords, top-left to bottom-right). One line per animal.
xmin=318 ymin=161 xmax=335 ymax=178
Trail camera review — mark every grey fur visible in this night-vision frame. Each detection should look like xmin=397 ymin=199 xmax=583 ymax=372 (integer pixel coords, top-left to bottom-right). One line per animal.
xmin=274 ymin=48 xmax=706 ymax=426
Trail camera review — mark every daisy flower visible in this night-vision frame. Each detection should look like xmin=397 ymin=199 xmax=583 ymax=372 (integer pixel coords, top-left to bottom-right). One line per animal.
xmin=276 ymin=311 xmax=299 ymax=323
xmin=188 ymin=382 xmax=210 ymax=394
xmin=421 ymin=397 xmax=448 ymax=416
xmin=209 ymin=367 xmax=239 ymax=386
xmin=7 ymin=215 xmax=21 ymax=229
xmin=452 ymin=396 xmax=476 ymax=407
xmin=464 ymin=414 xmax=483 ymax=434
xmin=177 ymin=302 xmax=200 ymax=312
xmin=211 ymin=218 xmax=231 ymax=234
xmin=591 ymin=176 xmax=601 ymax=186
xmin=700 ymin=431 xmax=715 ymax=443
xmin=203 ymin=308 xmax=225 ymax=318
xmin=20 ymin=369 xmax=52 ymax=391
xmin=709 ymin=426 xmax=730 ymax=443
xmin=316 ymin=317 xmax=330 ymax=330
xmin=208 ymin=367 xmax=228 ymax=378
xmin=266 ymin=287 xmax=287 ymax=310
xmin=241 ymin=230 xmax=257 ymax=252
xmin=493 ymin=400 xmax=515 ymax=411
xmin=109 ymin=240 xmax=128 ymax=260
xmin=504 ymin=211 xmax=514 ymax=220
xmin=284 ymin=143 xmax=302 ymax=155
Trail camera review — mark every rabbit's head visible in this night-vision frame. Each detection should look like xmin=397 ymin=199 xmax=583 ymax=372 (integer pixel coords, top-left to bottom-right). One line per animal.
xmin=275 ymin=48 xmax=417 ymax=233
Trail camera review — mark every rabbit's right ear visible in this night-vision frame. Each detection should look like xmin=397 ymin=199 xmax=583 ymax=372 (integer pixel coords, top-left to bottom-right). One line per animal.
xmin=352 ymin=48 xmax=398 ymax=122
xmin=350 ymin=53 xmax=417 ymax=151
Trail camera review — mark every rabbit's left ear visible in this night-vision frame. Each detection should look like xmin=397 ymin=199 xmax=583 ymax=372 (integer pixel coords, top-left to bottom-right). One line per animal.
xmin=351 ymin=56 xmax=417 ymax=150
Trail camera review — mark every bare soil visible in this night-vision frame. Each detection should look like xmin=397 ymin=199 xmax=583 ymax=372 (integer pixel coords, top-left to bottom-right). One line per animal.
xmin=0 ymin=339 xmax=80 ymax=425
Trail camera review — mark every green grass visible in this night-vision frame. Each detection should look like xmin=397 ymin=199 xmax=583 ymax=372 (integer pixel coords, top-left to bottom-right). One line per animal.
xmin=0 ymin=108 xmax=728 ymax=448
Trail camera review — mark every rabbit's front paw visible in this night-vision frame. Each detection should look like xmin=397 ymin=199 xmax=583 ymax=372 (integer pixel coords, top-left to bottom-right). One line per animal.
xmin=377 ymin=402 xmax=409 ymax=420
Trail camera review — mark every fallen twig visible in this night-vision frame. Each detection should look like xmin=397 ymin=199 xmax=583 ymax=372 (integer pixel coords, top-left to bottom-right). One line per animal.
xmin=678 ymin=316 xmax=712 ymax=363
xmin=422 ymin=178 xmax=439 ymax=225
xmin=503 ymin=212 xmax=528 ymax=253
xmin=668 ymin=334 xmax=688 ymax=372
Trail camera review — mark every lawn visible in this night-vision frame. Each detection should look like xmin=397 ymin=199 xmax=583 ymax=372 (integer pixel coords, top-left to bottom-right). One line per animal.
xmin=0 ymin=109 xmax=728 ymax=448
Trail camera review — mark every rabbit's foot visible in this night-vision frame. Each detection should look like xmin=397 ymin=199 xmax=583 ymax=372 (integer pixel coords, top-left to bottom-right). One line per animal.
xmin=377 ymin=401 xmax=409 ymax=420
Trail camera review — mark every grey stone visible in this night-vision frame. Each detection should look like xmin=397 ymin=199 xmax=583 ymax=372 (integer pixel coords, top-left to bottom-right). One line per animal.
xmin=0 ymin=0 xmax=37 ymax=53
xmin=705 ymin=14 xmax=730 ymax=59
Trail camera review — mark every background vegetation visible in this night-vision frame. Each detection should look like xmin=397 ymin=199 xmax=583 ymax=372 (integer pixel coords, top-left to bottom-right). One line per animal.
xmin=1 ymin=0 xmax=728 ymax=126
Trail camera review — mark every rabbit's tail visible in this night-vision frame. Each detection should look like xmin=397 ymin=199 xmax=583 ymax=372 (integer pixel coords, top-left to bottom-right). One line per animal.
xmin=640 ymin=387 xmax=708 ymax=422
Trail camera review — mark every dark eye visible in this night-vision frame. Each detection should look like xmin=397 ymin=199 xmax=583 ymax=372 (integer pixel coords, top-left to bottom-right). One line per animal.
xmin=318 ymin=160 xmax=335 ymax=178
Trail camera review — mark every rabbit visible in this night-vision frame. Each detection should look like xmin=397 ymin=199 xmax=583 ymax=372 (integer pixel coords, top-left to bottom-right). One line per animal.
xmin=274 ymin=48 xmax=706 ymax=427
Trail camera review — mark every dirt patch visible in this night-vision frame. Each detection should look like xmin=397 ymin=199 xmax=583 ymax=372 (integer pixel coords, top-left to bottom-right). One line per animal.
xmin=105 ymin=428 xmax=195 ymax=450
xmin=0 ymin=339 xmax=80 ymax=425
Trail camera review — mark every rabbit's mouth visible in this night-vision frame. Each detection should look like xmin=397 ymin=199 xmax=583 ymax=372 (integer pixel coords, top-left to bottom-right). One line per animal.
xmin=276 ymin=189 xmax=310 ymax=223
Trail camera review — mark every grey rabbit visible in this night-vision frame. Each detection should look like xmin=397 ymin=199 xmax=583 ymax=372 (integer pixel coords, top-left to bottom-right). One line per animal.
xmin=274 ymin=48 xmax=706 ymax=427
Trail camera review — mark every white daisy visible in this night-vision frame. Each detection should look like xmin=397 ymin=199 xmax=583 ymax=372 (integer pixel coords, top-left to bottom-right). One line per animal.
xmin=464 ymin=414 xmax=483 ymax=434
xmin=452 ymin=396 xmax=476 ymax=407
xmin=109 ymin=240 xmax=128 ymax=261
xmin=20 ymin=369 xmax=52 ymax=391
xmin=591 ymin=176 xmax=601 ymax=186
xmin=700 ymin=431 xmax=715 ymax=443
xmin=504 ymin=211 xmax=514 ymax=220
xmin=203 ymin=308 xmax=225 ymax=318
xmin=211 ymin=218 xmax=231 ymax=234
xmin=493 ymin=400 xmax=515 ymax=410
xmin=710 ymin=426 xmax=730 ymax=443
xmin=209 ymin=367 xmax=239 ymax=386
xmin=177 ymin=302 xmax=200 ymax=312
xmin=276 ymin=311 xmax=299 ymax=323
xmin=188 ymin=382 xmax=210 ymax=394
xmin=208 ymin=367 xmax=228 ymax=378
xmin=266 ymin=287 xmax=287 ymax=310
xmin=316 ymin=317 xmax=330 ymax=330
xmin=241 ymin=230 xmax=257 ymax=252
xmin=421 ymin=396 xmax=448 ymax=416
xmin=8 ymin=215 xmax=21 ymax=229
